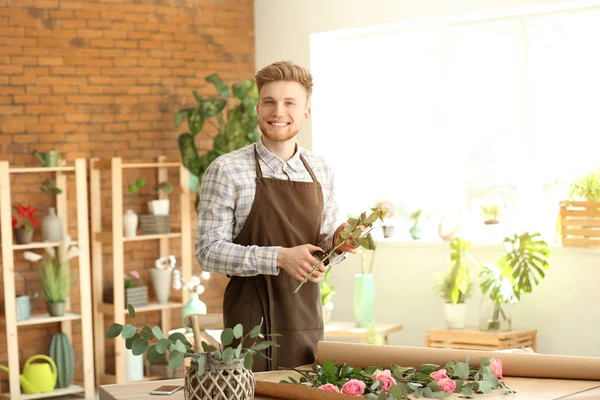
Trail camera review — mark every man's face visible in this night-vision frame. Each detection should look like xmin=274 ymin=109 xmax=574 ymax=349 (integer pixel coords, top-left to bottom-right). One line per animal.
xmin=256 ymin=81 xmax=310 ymax=143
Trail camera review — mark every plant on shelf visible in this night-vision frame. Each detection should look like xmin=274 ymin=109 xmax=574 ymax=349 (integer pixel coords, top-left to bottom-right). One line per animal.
xmin=24 ymin=235 xmax=79 ymax=317
xmin=123 ymin=270 xmax=148 ymax=308
xmin=39 ymin=178 xmax=64 ymax=242
xmin=433 ymin=237 xmax=474 ymax=329
xmin=106 ymin=305 xmax=280 ymax=398
xmin=127 ymin=178 xmax=146 ymax=209
xmin=148 ymin=181 xmax=174 ymax=216
xmin=568 ymin=167 xmax=600 ymax=201
xmin=479 ymin=232 xmax=550 ymax=331
xmin=12 ymin=203 xmax=40 ymax=244
xmin=481 ymin=204 xmax=501 ymax=225
xmin=123 ymin=178 xmax=145 ymax=237
xmin=175 ymin=74 xmax=260 ymax=210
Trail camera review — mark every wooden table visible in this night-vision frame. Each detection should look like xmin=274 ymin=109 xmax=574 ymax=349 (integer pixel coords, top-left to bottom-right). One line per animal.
xmin=425 ymin=327 xmax=537 ymax=351
xmin=324 ymin=321 xmax=403 ymax=344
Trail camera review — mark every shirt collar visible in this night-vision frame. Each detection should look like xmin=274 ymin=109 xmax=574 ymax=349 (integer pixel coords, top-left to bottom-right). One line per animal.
xmin=256 ymin=138 xmax=303 ymax=172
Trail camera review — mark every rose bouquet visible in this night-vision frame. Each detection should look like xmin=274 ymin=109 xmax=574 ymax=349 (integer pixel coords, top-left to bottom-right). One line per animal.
xmin=281 ymin=356 xmax=513 ymax=399
xmin=294 ymin=203 xmax=394 ymax=293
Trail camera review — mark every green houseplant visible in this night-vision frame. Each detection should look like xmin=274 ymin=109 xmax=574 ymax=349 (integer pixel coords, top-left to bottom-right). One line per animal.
xmin=479 ymin=232 xmax=550 ymax=331
xmin=107 ymin=305 xmax=279 ymax=399
xmin=481 ymin=204 xmax=501 ymax=225
xmin=433 ymin=237 xmax=474 ymax=329
xmin=569 ymin=167 xmax=600 ymax=201
xmin=175 ymin=74 xmax=260 ymax=210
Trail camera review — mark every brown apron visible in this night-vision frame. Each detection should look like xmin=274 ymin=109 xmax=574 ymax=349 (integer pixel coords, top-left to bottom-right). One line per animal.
xmin=223 ymin=145 xmax=324 ymax=372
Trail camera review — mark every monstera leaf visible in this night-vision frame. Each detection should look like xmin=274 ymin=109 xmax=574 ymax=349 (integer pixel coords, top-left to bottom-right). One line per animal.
xmin=176 ymin=74 xmax=260 ymax=210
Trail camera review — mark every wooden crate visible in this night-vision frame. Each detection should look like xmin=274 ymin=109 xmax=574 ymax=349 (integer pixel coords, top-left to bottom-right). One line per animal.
xmin=425 ymin=327 xmax=537 ymax=351
xmin=560 ymin=201 xmax=600 ymax=248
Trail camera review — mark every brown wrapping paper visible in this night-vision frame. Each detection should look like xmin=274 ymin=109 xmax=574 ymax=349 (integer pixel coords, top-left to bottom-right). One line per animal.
xmin=254 ymin=341 xmax=600 ymax=400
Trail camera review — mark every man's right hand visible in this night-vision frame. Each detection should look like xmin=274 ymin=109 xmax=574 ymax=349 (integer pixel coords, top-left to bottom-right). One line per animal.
xmin=277 ymin=244 xmax=327 ymax=283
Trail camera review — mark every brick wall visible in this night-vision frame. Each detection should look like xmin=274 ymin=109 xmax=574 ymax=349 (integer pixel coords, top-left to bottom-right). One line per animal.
xmin=0 ymin=0 xmax=253 ymax=390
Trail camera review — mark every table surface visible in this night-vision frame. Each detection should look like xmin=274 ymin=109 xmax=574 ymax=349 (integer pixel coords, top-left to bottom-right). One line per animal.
xmin=325 ymin=321 xmax=403 ymax=337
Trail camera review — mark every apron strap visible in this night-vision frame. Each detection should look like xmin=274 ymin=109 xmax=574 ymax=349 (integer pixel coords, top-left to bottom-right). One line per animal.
xmin=300 ymin=154 xmax=318 ymax=183
xmin=253 ymin=145 xmax=264 ymax=178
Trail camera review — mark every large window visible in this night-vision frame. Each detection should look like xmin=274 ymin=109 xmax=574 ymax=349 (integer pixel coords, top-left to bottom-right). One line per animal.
xmin=310 ymin=6 xmax=600 ymax=244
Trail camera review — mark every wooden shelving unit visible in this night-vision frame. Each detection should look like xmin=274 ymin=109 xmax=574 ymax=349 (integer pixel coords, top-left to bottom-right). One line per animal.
xmin=0 ymin=159 xmax=95 ymax=400
xmin=90 ymin=156 xmax=192 ymax=385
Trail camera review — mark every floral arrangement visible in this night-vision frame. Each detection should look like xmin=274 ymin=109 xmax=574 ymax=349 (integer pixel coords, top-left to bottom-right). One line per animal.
xmin=172 ymin=269 xmax=211 ymax=295
xmin=294 ymin=202 xmax=394 ymax=293
xmin=124 ymin=271 xmax=142 ymax=289
xmin=12 ymin=204 xmax=40 ymax=232
xmin=375 ymin=200 xmax=396 ymax=224
xmin=281 ymin=357 xmax=514 ymax=399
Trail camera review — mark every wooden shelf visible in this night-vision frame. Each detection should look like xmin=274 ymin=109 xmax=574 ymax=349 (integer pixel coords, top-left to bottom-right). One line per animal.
xmin=13 ymin=240 xmax=78 ymax=250
xmin=94 ymin=231 xmax=181 ymax=244
xmin=0 ymin=159 xmax=95 ymax=400
xmin=98 ymin=302 xmax=182 ymax=315
xmin=0 ymin=384 xmax=84 ymax=399
xmin=92 ymin=159 xmax=179 ymax=170
xmin=16 ymin=312 xmax=81 ymax=327
xmin=8 ymin=166 xmax=76 ymax=174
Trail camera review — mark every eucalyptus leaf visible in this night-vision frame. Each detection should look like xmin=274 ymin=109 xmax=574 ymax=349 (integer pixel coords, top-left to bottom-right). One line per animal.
xmin=221 ymin=328 xmax=234 ymax=346
xmin=132 ymin=337 xmax=148 ymax=356
xmin=250 ymin=325 xmax=261 ymax=338
xmin=196 ymin=354 xmax=206 ymax=376
xmin=122 ymin=324 xmax=137 ymax=339
xmin=106 ymin=323 xmax=123 ymax=339
xmin=168 ymin=351 xmax=184 ymax=370
xmin=233 ymin=324 xmax=244 ymax=339
xmin=477 ymin=381 xmax=492 ymax=393
xmin=222 ymin=347 xmax=236 ymax=364
xmin=127 ymin=304 xmax=136 ymax=318
xmin=146 ymin=345 xmax=165 ymax=363
xmin=174 ymin=339 xmax=187 ymax=354
xmin=454 ymin=362 xmax=470 ymax=380
xmin=244 ymin=352 xmax=254 ymax=369
xmin=156 ymin=339 xmax=171 ymax=354
xmin=151 ymin=326 xmax=163 ymax=339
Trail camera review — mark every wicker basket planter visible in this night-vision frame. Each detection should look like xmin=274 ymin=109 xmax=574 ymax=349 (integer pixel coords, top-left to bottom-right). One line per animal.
xmin=185 ymin=357 xmax=255 ymax=400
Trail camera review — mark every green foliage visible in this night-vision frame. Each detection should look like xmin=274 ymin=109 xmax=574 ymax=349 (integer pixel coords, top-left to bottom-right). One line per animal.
xmin=41 ymin=247 xmax=71 ymax=303
xmin=280 ymin=357 xmax=514 ymax=398
xmin=175 ymin=74 xmax=260 ymax=210
xmin=106 ymin=305 xmax=279 ymax=376
xmin=128 ymin=178 xmax=146 ymax=194
xmin=39 ymin=178 xmax=62 ymax=200
xmin=152 ymin=181 xmax=174 ymax=197
xmin=479 ymin=232 xmax=550 ymax=304
xmin=481 ymin=204 xmax=501 ymax=223
xmin=320 ymin=266 xmax=336 ymax=306
xmin=433 ymin=237 xmax=473 ymax=305
xmin=569 ymin=167 xmax=600 ymax=201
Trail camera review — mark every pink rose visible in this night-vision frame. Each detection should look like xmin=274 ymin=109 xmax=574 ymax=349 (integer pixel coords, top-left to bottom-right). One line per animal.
xmin=438 ymin=378 xmax=456 ymax=393
xmin=490 ymin=357 xmax=503 ymax=378
xmin=341 ymin=379 xmax=366 ymax=396
xmin=371 ymin=369 xmax=397 ymax=393
xmin=375 ymin=201 xmax=396 ymax=219
xmin=318 ymin=383 xmax=340 ymax=393
xmin=430 ymin=368 xmax=449 ymax=381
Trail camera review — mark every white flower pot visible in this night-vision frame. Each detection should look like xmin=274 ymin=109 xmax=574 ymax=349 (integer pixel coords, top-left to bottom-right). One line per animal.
xmin=125 ymin=347 xmax=144 ymax=382
xmin=123 ymin=209 xmax=138 ymax=238
xmin=444 ymin=303 xmax=466 ymax=329
xmin=148 ymin=199 xmax=170 ymax=216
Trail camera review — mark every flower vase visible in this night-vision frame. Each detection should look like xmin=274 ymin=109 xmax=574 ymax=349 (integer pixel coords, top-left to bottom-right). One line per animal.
xmin=123 ymin=209 xmax=138 ymax=238
xmin=444 ymin=303 xmax=466 ymax=329
xmin=382 ymin=225 xmax=395 ymax=238
xmin=41 ymin=207 xmax=63 ymax=242
xmin=479 ymin=298 xmax=512 ymax=332
xmin=409 ymin=221 xmax=423 ymax=240
xmin=14 ymin=227 xmax=34 ymax=244
xmin=182 ymin=292 xmax=207 ymax=332
xmin=353 ymin=274 xmax=375 ymax=328
xmin=150 ymin=268 xmax=172 ymax=304
xmin=125 ymin=347 xmax=144 ymax=382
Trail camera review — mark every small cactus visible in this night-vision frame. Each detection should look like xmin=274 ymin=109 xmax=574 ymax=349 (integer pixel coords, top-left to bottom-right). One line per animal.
xmin=49 ymin=333 xmax=74 ymax=388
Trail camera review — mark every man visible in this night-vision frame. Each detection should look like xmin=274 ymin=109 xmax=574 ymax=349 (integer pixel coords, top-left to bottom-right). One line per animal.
xmin=195 ymin=60 xmax=355 ymax=371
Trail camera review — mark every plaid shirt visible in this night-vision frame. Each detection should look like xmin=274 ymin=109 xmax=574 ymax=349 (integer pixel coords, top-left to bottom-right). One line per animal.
xmin=195 ymin=138 xmax=344 ymax=277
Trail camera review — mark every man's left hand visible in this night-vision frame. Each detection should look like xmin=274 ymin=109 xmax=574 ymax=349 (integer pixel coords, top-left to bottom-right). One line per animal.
xmin=332 ymin=222 xmax=360 ymax=255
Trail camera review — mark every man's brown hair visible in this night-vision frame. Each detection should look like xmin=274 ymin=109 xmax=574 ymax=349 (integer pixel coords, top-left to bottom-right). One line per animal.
xmin=254 ymin=60 xmax=313 ymax=102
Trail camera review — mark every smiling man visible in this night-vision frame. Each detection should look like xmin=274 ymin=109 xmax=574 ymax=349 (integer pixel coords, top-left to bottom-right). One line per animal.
xmin=195 ymin=60 xmax=356 ymax=371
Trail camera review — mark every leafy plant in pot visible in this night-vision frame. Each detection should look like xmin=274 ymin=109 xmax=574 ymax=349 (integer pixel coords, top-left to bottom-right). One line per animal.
xmin=433 ymin=237 xmax=474 ymax=329
xmin=39 ymin=178 xmax=63 ymax=243
xmin=175 ymin=74 xmax=260 ymax=211
xmin=478 ymin=232 xmax=550 ymax=331
xmin=107 ymin=305 xmax=279 ymax=400
xmin=148 ymin=181 xmax=174 ymax=216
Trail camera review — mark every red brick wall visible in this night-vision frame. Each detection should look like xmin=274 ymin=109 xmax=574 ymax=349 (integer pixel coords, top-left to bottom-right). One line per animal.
xmin=0 ymin=0 xmax=252 ymax=390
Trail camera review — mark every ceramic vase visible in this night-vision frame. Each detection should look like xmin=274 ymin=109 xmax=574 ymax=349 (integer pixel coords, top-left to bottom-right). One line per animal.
xmin=123 ymin=209 xmax=138 ymax=238
xmin=150 ymin=268 xmax=172 ymax=304
xmin=125 ymin=347 xmax=144 ymax=382
xmin=409 ymin=221 xmax=423 ymax=240
xmin=42 ymin=207 xmax=63 ymax=242
xmin=182 ymin=292 xmax=207 ymax=332
xmin=353 ymin=274 xmax=375 ymax=328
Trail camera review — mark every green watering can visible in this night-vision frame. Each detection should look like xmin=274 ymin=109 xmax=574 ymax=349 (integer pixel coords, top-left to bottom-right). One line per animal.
xmin=0 ymin=354 xmax=57 ymax=394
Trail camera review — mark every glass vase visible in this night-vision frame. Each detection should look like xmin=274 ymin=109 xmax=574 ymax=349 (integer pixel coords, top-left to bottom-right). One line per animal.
xmin=353 ymin=274 xmax=375 ymax=328
xmin=479 ymin=297 xmax=512 ymax=331
xmin=182 ymin=292 xmax=207 ymax=332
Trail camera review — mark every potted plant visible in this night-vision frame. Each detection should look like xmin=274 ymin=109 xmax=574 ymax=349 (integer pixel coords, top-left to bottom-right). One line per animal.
xmin=107 ymin=305 xmax=279 ymax=400
xmin=478 ymin=232 xmax=550 ymax=331
xmin=568 ymin=167 xmax=600 ymax=201
xmin=124 ymin=178 xmax=146 ymax=237
xmin=12 ymin=203 xmax=40 ymax=244
xmin=175 ymin=74 xmax=260 ymax=210
xmin=124 ymin=271 xmax=148 ymax=309
xmin=24 ymin=235 xmax=79 ymax=316
xmin=481 ymin=204 xmax=501 ymax=225
xmin=409 ymin=209 xmax=424 ymax=240
xmin=39 ymin=178 xmax=63 ymax=242
xmin=433 ymin=237 xmax=474 ymax=329
xmin=148 ymin=181 xmax=174 ymax=216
